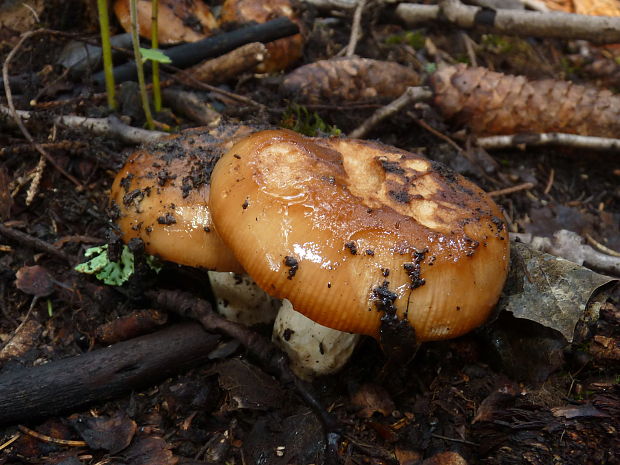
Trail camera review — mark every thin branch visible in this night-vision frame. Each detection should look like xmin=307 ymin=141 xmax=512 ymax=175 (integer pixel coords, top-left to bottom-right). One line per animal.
xmin=345 ymin=0 xmax=366 ymax=57
xmin=57 ymin=114 xmax=168 ymax=144
xmin=0 ymin=106 xmax=168 ymax=144
xmin=476 ymin=132 xmax=620 ymax=151
xmin=396 ymin=0 xmax=620 ymax=44
xmin=487 ymin=182 xmax=535 ymax=197
xmin=2 ymin=30 xmax=84 ymax=190
xmin=0 ymin=223 xmax=71 ymax=262
xmin=348 ymin=86 xmax=433 ymax=139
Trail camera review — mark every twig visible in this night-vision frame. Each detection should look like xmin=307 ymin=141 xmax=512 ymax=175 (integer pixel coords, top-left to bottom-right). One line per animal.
xmin=25 ymin=156 xmax=46 ymax=205
xmin=0 ymin=106 xmax=168 ymax=145
xmin=2 ymin=30 xmax=84 ymax=190
xmin=0 ymin=433 xmax=20 ymax=451
xmin=345 ymin=0 xmax=366 ymax=57
xmin=395 ymin=0 xmax=620 ymax=44
xmin=487 ymin=182 xmax=535 ymax=197
xmin=302 ymin=0 xmax=358 ymax=10
xmin=585 ymin=233 xmax=620 ymax=258
xmin=431 ymin=433 xmax=479 ymax=446
xmin=543 ymin=168 xmax=554 ymax=195
xmin=92 ymin=17 xmax=299 ymax=86
xmin=56 ymin=114 xmax=168 ymax=144
xmin=169 ymin=68 xmax=265 ymax=110
xmin=148 ymin=288 xmax=342 ymax=458
xmin=17 ymin=425 xmax=87 ymax=447
xmin=407 ymin=111 xmax=463 ymax=153
xmin=349 ymin=86 xmax=433 ymax=138
xmin=0 ymin=223 xmax=71 ymax=262
xmin=475 ymin=132 xmax=620 ymax=151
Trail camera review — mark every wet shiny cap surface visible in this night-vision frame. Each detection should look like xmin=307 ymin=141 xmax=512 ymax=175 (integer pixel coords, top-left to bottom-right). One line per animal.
xmin=209 ymin=130 xmax=510 ymax=340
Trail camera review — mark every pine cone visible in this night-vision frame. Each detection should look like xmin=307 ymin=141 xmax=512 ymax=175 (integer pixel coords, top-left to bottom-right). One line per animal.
xmin=282 ymin=57 xmax=420 ymax=104
xmin=430 ymin=64 xmax=620 ymax=137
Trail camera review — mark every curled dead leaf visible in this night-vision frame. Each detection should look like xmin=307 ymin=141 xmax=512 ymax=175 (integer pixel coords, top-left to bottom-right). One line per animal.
xmin=15 ymin=265 xmax=55 ymax=298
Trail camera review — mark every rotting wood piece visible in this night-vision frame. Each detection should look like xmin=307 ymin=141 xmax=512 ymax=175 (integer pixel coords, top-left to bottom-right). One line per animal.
xmin=431 ymin=64 xmax=620 ymax=138
xmin=0 ymin=323 xmax=219 ymax=426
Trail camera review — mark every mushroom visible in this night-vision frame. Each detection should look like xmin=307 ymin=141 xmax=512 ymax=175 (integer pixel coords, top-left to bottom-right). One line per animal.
xmin=209 ymin=129 xmax=510 ymax=342
xmin=109 ymin=124 xmax=360 ymax=376
xmin=109 ymin=124 xmax=279 ymax=326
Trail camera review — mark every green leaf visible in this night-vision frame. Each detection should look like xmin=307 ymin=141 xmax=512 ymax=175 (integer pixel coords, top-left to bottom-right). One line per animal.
xmin=140 ymin=47 xmax=172 ymax=64
xmin=75 ymin=244 xmax=161 ymax=286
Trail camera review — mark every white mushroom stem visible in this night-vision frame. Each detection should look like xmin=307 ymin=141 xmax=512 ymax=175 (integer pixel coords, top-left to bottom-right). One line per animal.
xmin=208 ymin=271 xmax=281 ymax=326
xmin=272 ymin=299 xmax=361 ymax=380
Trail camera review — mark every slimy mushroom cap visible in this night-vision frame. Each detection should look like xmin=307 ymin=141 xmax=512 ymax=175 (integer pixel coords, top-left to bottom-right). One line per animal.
xmin=209 ymin=129 xmax=510 ymax=341
xmin=110 ymin=126 xmax=254 ymax=272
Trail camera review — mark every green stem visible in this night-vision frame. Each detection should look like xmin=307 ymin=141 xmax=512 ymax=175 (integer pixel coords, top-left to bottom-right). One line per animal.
xmin=151 ymin=0 xmax=161 ymax=112
xmin=96 ymin=0 xmax=116 ymax=110
xmin=129 ymin=0 xmax=155 ymax=130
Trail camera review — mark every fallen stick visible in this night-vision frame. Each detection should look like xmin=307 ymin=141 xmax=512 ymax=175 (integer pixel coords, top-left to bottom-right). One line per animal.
xmin=348 ymin=86 xmax=433 ymax=139
xmin=92 ymin=17 xmax=299 ymax=86
xmin=0 ymin=323 xmax=219 ymax=426
xmin=177 ymin=42 xmax=267 ymax=86
xmin=396 ymin=0 xmax=620 ymax=44
xmin=0 ymin=106 xmax=168 ymax=145
xmin=147 ymin=289 xmax=342 ymax=460
xmin=476 ymin=133 xmax=620 ymax=152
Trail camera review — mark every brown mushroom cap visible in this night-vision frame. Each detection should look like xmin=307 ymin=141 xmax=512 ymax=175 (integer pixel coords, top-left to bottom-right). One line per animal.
xmin=209 ymin=129 xmax=510 ymax=341
xmin=114 ymin=0 xmax=218 ymax=45
xmin=110 ymin=125 xmax=254 ymax=272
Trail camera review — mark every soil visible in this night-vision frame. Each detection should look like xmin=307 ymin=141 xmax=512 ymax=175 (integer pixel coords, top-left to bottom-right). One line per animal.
xmin=0 ymin=1 xmax=619 ymax=464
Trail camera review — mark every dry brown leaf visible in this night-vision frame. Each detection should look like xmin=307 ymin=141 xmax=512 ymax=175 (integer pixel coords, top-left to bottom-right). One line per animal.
xmin=431 ymin=64 xmax=620 ymax=137
xmin=282 ymin=57 xmax=420 ymax=104
xmin=114 ymin=0 xmax=217 ymax=44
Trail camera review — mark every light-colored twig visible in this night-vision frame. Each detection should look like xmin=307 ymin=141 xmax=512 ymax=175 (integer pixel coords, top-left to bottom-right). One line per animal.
xmin=57 ymin=115 xmax=168 ymax=144
xmin=475 ymin=132 xmax=620 ymax=151
xmin=396 ymin=0 xmax=620 ymax=44
xmin=585 ymin=233 xmax=620 ymax=258
xmin=487 ymin=182 xmax=535 ymax=197
xmin=2 ymin=30 xmax=83 ymax=190
xmin=543 ymin=168 xmax=554 ymax=195
xmin=25 ymin=156 xmax=46 ymax=205
xmin=349 ymin=86 xmax=433 ymax=139
xmin=345 ymin=0 xmax=367 ymax=57
xmin=302 ymin=0 xmax=358 ymax=10
xmin=0 ymin=106 xmax=168 ymax=145
xmin=512 ymin=230 xmax=620 ymax=275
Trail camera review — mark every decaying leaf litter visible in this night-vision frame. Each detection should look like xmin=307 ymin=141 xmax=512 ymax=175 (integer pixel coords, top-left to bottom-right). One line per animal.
xmin=0 ymin=0 xmax=619 ymax=464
